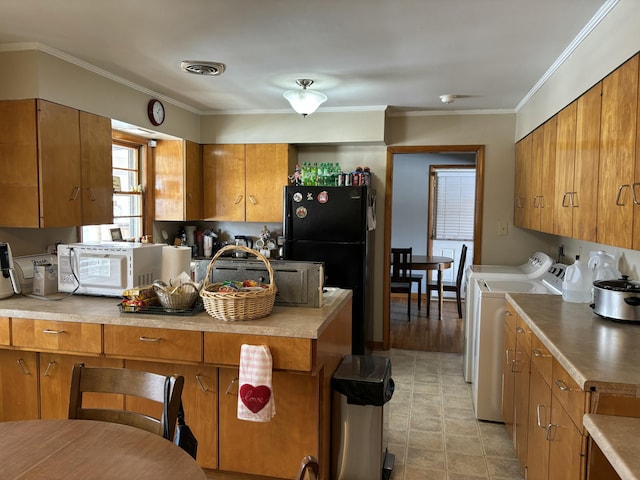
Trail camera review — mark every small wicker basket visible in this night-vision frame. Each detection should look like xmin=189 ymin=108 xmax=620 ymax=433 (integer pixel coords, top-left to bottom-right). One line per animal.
xmin=200 ymin=245 xmax=277 ymax=321
xmin=153 ymin=281 xmax=200 ymax=311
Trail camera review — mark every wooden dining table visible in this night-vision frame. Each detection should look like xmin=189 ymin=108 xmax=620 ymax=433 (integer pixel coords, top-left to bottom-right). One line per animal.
xmin=411 ymin=255 xmax=454 ymax=320
xmin=0 ymin=419 xmax=207 ymax=480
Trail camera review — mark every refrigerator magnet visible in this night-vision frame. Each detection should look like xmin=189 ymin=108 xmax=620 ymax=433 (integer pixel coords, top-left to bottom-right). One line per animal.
xmin=317 ymin=191 xmax=329 ymax=204
xmin=306 ymin=192 xmax=314 ymax=201
xmin=295 ymin=206 xmax=308 ymax=218
xmin=293 ymin=192 xmax=302 ymax=202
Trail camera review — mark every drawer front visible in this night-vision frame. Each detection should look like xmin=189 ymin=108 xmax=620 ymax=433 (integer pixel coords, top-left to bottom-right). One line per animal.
xmin=0 ymin=316 xmax=9 ymax=345
xmin=12 ymin=318 xmax=101 ymax=354
xmin=505 ymin=301 xmax=518 ymax=332
xmin=515 ymin=315 xmax=531 ymax=355
xmin=552 ymin=357 xmax=586 ymax=430
xmin=104 ymin=325 xmax=202 ymax=363
xmin=204 ymin=332 xmax=313 ymax=372
xmin=530 ymin=333 xmax=552 ymax=387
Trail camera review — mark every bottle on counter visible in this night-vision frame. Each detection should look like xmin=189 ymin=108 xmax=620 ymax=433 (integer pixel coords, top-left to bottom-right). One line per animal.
xmin=562 ymin=255 xmax=593 ymax=303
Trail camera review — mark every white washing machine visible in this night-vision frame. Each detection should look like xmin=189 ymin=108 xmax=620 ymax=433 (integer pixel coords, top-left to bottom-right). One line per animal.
xmin=471 ymin=264 xmax=565 ymax=422
xmin=463 ymin=252 xmax=553 ymax=382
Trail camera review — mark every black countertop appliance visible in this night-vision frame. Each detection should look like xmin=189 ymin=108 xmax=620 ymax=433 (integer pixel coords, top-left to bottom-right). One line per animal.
xmin=283 ymin=185 xmax=375 ymax=354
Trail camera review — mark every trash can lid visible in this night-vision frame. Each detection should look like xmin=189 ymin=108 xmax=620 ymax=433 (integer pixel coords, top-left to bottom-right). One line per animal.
xmin=332 ymin=355 xmax=391 ymax=384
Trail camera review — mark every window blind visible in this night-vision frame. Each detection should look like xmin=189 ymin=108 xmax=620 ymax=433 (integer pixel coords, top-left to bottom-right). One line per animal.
xmin=433 ymin=169 xmax=475 ymax=240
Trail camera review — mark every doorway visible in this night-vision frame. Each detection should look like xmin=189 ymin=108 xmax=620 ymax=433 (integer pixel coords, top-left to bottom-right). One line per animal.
xmin=383 ymin=145 xmax=485 ymax=351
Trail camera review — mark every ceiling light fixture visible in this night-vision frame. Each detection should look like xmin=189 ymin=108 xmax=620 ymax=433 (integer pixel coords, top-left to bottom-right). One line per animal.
xmin=440 ymin=94 xmax=456 ymax=104
xmin=283 ymin=79 xmax=328 ymax=117
xmin=180 ymin=61 xmax=226 ymax=76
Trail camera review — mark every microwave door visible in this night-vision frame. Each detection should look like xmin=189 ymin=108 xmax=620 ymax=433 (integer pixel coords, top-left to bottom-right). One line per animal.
xmin=78 ymin=253 xmax=127 ymax=289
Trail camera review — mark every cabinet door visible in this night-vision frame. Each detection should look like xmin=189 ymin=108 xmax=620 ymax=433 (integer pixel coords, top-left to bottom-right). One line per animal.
xmin=245 ymin=144 xmax=296 ymax=223
xmin=514 ymin=339 xmax=530 ymax=467
xmin=598 ymin=54 xmax=639 ymax=249
xmin=185 ymin=140 xmax=203 ymax=221
xmin=573 ymin=82 xmax=602 ymax=242
xmin=502 ymin=321 xmax=516 ymax=440
xmin=528 ymin=128 xmax=543 ymax=231
xmin=39 ymin=353 xmax=124 ymax=419
xmin=549 ymin=394 xmax=584 ymax=480
xmin=527 ymin=363 xmax=551 ymax=480
xmin=155 ymin=139 xmax=186 ymax=221
xmin=0 ymin=99 xmax=40 ymax=227
xmin=514 ymin=136 xmax=529 ymax=228
xmin=125 ymin=360 xmax=218 ymax=469
xmin=203 ymin=144 xmax=246 ymax=220
xmin=37 ymin=99 xmax=82 ymax=228
xmin=80 ymin=111 xmax=113 ymax=226
xmin=540 ymin=115 xmax=557 ymax=234
xmin=553 ymin=101 xmax=577 ymax=238
xmin=0 ymin=350 xmax=39 ymax=420
xmin=219 ymin=367 xmax=319 ymax=479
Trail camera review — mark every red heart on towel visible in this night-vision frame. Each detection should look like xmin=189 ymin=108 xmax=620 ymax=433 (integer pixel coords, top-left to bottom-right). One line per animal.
xmin=240 ymin=384 xmax=271 ymax=413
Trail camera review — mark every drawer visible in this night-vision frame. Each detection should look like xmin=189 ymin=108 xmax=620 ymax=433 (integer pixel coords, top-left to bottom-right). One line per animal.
xmin=515 ymin=315 xmax=531 ymax=355
xmin=552 ymin=357 xmax=587 ymax=430
xmin=12 ymin=318 xmax=101 ymax=354
xmin=0 ymin=316 xmax=9 ymax=345
xmin=204 ymin=332 xmax=313 ymax=372
xmin=530 ymin=333 xmax=552 ymax=387
xmin=104 ymin=325 xmax=202 ymax=363
xmin=505 ymin=301 xmax=518 ymax=332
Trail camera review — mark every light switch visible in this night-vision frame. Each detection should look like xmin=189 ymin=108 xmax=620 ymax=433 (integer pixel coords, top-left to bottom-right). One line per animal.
xmin=498 ymin=222 xmax=508 ymax=236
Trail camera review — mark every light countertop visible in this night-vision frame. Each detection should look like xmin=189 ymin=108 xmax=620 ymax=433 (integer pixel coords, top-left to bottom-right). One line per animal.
xmin=0 ymin=288 xmax=352 ymax=340
xmin=506 ymin=293 xmax=640 ymax=393
xmin=584 ymin=414 xmax=640 ymax=480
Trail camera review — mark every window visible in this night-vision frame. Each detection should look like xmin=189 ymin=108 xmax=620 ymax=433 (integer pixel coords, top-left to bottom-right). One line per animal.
xmin=82 ymin=138 xmax=145 ymax=242
xmin=432 ymin=168 xmax=475 ymax=241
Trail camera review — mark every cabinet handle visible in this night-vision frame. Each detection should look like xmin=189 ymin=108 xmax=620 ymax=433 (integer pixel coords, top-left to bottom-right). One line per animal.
xmin=225 ymin=376 xmax=239 ymax=395
xmin=570 ymin=192 xmax=578 ymax=207
xmin=16 ymin=358 xmax=31 ymax=376
xmin=234 ymin=195 xmax=243 ymax=205
xmin=554 ymin=379 xmax=571 ymax=392
xmin=562 ymin=192 xmax=571 ymax=207
xmin=616 ymin=185 xmax=630 ymax=206
xmin=248 ymin=194 xmax=257 ymax=205
xmin=546 ymin=423 xmax=561 ymax=441
xmin=43 ymin=360 xmax=56 ymax=377
xmin=87 ymin=187 xmax=96 ymax=201
xmin=139 ymin=336 xmax=161 ymax=342
xmin=69 ymin=186 xmax=80 ymax=201
xmin=536 ymin=404 xmax=550 ymax=430
xmin=43 ymin=329 xmax=65 ymax=334
xmin=632 ymin=183 xmax=640 ymax=205
xmin=532 ymin=348 xmax=548 ymax=358
xmin=195 ymin=373 xmax=210 ymax=392
xmin=505 ymin=310 xmax=513 ymax=317
xmin=515 ymin=326 xmax=525 ymax=334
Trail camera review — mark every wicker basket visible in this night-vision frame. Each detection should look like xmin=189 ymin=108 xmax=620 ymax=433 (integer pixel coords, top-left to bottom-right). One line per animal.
xmin=153 ymin=281 xmax=200 ymax=311
xmin=200 ymin=245 xmax=277 ymax=321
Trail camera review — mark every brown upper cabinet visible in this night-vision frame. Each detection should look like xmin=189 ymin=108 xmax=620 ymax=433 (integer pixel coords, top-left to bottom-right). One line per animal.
xmin=154 ymin=139 xmax=203 ymax=221
xmin=0 ymin=99 xmax=112 ymax=228
xmin=202 ymin=144 xmax=297 ymax=222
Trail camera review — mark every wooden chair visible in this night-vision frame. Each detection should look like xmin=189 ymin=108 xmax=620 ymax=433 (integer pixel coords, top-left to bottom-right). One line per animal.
xmin=68 ymin=363 xmax=185 ymax=441
xmin=391 ymin=247 xmax=417 ymax=318
xmin=295 ymin=455 xmax=319 ymax=480
xmin=426 ymin=244 xmax=467 ymax=318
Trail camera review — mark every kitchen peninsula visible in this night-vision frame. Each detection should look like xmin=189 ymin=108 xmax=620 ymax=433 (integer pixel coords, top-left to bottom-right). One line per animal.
xmin=0 ymin=289 xmax=352 ymax=479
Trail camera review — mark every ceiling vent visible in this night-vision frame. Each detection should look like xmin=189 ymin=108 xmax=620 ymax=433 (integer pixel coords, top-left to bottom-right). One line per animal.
xmin=180 ymin=61 xmax=226 ymax=76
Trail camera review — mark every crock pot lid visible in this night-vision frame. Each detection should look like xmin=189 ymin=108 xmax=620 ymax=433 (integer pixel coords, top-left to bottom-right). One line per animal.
xmin=594 ymin=278 xmax=640 ymax=292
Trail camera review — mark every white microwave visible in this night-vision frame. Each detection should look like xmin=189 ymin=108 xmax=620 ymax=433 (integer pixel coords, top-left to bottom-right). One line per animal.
xmin=57 ymin=243 xmax=164 ymax=297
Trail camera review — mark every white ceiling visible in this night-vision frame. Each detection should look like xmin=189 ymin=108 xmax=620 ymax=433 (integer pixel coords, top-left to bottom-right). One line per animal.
xmin=0 ymin=0 xmax=610 ymax=115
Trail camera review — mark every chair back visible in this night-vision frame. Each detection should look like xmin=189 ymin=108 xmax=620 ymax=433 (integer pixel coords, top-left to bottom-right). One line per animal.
xmin=68 ymin=363 xmax=184 ymax=440
xmin=456 ymin=244 xmax=468 ymax=289
xmin=390 ymin=247 xmax=413 ymax=282
xmin=295 ymin=455 xmax=319 ymax=480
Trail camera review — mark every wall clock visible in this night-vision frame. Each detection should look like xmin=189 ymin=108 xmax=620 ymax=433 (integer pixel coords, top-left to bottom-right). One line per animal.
xmin=147 ymin=99 xmax=165 ymax=126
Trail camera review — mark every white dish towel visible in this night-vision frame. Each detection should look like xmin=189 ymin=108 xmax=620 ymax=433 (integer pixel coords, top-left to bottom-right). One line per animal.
xmin=237 ymin=344 xmax=276 ymax=422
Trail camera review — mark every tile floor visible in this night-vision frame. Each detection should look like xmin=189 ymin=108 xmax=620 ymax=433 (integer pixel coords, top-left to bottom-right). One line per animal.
xmin=380 ymin=349 xmax=524 ymax=480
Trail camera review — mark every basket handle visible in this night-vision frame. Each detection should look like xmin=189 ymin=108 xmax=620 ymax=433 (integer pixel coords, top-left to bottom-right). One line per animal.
xmin=203 ymin=245 xmax=275 ymax=290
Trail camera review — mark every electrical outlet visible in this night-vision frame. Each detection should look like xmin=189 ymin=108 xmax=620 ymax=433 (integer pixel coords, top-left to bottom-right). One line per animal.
xmin=498 ymin=222 xmax=508 ymax=236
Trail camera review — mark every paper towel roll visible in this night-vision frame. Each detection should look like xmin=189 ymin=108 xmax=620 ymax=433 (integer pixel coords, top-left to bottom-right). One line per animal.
xmin=161 ymin=246 xmax=192 ymax=285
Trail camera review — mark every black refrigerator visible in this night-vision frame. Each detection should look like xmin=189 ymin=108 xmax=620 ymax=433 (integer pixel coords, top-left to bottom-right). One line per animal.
xmin=283 ymin=185 xmax=375 ymax=354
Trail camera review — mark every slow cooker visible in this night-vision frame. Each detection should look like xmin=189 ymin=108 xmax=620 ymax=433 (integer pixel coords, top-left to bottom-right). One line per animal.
xmin=592 ymin=276 xmax=640 ymax=322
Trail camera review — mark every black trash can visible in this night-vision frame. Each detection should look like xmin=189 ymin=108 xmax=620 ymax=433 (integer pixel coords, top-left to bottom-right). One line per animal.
xmin=331 ymin=355 xmax=395 ymax=480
